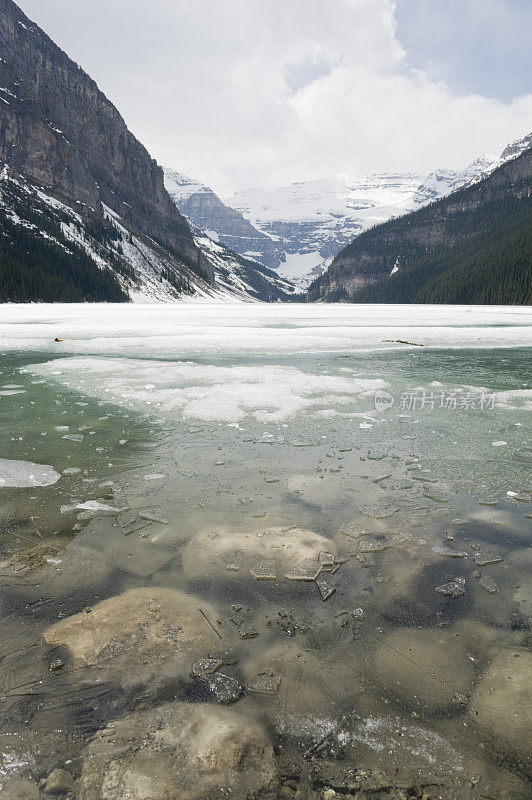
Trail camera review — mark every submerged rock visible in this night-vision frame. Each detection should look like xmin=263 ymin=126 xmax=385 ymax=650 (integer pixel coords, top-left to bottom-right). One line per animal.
xmin=0 ymin=778 xmax=39 ymax=800
xmin=77 ymin=701 xmax=277 ymax=800
xmin=0 ymin=539 xmax=66 ymax=577
xmin=514 ymin=580 xmax=532 ymax=623
xmin=469 ymin=649 xmax=532 ymax=766
xmin=1 ymin=541 xmax=112 ymax=618
xmin=372 ymin=627 xmax=476 ymax=712
xmin=43 ymin=587 xmax=224 ymax=689
xmin=44 ymin=769 xmax=75 ymax=795
xmin=244 ymin=642 xmax=355 ymax=720
xmin=370 ymin=537 xmax=468 ymax=626
xmin=183 ymin=525 xmax=335 ymax=583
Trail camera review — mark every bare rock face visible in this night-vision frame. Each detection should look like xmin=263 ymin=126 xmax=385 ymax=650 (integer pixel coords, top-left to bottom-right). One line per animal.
xmin=0 ymin=0 xmax=211 ymax=280
xmin=43 ymin=587 xmax=224 ymax=689
xmin=78 ymin=701 xmax=278 ymax=800
xmin=164 ymin=169 xmax=282 ymax=271
xmin=469 ymin=648 xmax=532 ymax=767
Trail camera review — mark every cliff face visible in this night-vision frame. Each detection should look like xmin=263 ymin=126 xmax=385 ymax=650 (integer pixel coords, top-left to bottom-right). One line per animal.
xmin=163 ymin=168 xmax=282 ymax=270
xmin=308 ymin=144 xmax=532 ymax=305
xmin=180 ymin=192 xmax=282 ymax=270
xmin=0 ymin=0 xmax=212 ymax=279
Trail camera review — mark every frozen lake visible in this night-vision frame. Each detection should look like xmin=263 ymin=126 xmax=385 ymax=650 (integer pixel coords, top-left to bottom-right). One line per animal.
xmin=0 ymin=303 xmax=531 ymax=798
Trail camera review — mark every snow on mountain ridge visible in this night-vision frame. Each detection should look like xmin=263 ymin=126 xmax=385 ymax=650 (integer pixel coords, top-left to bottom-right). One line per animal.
xmin=411 ymin=155 xmax=496 ymax=206
xmin=163 ymin=168 xmax=212 ymax=202
xmin=164 ymin=167 xmax=284 ymax=272
xmin=226 ymin=173 xmax=424 ymax=225
xmin=0 ymin=163 xmax=293 ymax=303
xmin=164 ymin=132 xmax=531 ymax=289
xmin=221 ymin=172 xmax=430 ymax=286
xmin=463 ymin=132 xmax=532 ymax=188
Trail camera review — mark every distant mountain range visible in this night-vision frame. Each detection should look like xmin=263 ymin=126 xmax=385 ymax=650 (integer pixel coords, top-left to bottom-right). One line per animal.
xmin=307 ymin=141 xmax=532 ymax=305
xmin=165 ymin=139 xmax=530 ymax=288
xmin=0 ymin=0 xmax=296 ymax=303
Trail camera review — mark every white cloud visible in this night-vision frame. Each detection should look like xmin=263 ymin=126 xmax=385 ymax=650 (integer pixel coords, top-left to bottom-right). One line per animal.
xmin=16 ymin=0 xmax=532 ymax=194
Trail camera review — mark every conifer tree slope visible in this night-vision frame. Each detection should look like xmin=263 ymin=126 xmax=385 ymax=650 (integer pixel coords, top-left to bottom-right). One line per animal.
xmin=308 ymin=145 xmax=532 ymax=305
xmin=0 ymin=0 xmax=299 ymax=302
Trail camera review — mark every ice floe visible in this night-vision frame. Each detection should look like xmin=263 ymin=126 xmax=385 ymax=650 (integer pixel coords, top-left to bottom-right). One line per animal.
xmin=0 ymin=458 xmax=60 ymax=487
xmin=25 ymin=357 xmax=388 ymax=423
xmin=1 ymin=304 xmax=531 ymax=358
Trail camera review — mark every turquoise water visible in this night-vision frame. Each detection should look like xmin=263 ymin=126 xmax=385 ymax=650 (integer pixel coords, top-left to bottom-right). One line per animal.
xmin=0 ymin=306 xmax=530 ymax=798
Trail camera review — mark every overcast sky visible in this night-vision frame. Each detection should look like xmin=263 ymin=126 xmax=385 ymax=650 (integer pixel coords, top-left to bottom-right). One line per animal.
xmin=17 ymin=0 xmax=532 ymax=196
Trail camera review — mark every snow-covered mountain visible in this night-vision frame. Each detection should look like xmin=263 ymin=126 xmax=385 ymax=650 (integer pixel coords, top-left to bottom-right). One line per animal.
xmin=225 ymin=161 xmax=512 ymax=286
xmin=410 ymin=155 xmax=496 ymax=206
xmin=0 ymin=0 xmax=298 ymax=304
xmin=225 ymin=173 xmax=425 ymax=286
xmin=166 ymin=155 xmax=502 ymax=289
xmin=164 ymin=168 xmax=282 ymax=271
xmin=189 ymin=223 xmax=297 ymax=301
xmin=165 ymin=132 xmax=531 ymax=291
xmin=463 ymin=132 xmax=532 ymax=188
xmin=309 ymin=141 xmax=532 ymax=305
xmin=0 ymin=165 xmax=219 ymax=302
xmin=221 ymin=135 xmax=530 ymax=287
xmin=0 ymin=163 xmax=298 ymax=303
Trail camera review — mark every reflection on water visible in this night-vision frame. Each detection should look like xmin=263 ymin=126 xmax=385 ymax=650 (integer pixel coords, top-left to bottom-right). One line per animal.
xmin=0 ymin=309 xmax=531 ymax=800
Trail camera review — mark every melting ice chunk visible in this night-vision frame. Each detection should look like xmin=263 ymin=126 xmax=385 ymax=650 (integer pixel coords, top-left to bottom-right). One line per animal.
xmin=250 ymin=559 xmax=277 ymax=581
xmin=285 ymin=559 xmax=322 ymax=581
xmin=0 ymin=458 xmax=60 ymax=487
xmin=435 ymin=578 xmax=466 ymax=598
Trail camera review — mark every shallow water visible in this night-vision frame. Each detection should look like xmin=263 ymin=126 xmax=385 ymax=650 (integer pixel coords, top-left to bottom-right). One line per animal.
xmin=0 ymin=304 xmax=531 ymax=799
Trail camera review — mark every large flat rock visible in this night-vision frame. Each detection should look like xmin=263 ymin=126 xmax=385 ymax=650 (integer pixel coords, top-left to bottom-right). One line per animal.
xmin=183 ymin=525 xmax=335 ymax=582
xmin=78 ymin=701 xmax=277 ymax=800
xmin=469 ymin=648 xmax=532 ymax=767
xmin=371 ymin=627 xmax=476 ymax=713
xmin=43 ymin=587 xmax=224 ymax=689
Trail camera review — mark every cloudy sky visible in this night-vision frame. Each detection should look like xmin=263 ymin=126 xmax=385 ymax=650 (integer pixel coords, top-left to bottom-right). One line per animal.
xmin=17 ymin=0 xmax=532 ymax=196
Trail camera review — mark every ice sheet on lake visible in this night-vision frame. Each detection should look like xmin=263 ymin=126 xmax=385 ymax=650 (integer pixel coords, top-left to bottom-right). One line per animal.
xmin=0 ymin=458 xmax=61 ymax=487
xmin=25 ymin=357 xmax=389 ymax=423
xmin=1 ymin=304 xmax=531 ymax=358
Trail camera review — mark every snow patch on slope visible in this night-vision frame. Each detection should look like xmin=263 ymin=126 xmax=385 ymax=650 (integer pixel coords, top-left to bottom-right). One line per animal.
xmin=163 ymin=168 xmax=211 ymax=203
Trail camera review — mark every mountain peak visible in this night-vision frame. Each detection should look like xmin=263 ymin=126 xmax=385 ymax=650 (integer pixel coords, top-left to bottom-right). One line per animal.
xmin=163 ymin=168 xmax=213 ymax=202
xmin=500 ymin=131 xmax=532 ymax=161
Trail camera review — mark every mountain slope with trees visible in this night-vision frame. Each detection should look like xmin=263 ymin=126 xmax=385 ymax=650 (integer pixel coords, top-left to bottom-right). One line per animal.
xmin=0 ymin=0 xmax=296 ymax=302
xmin=308 ymin=143 xmax=532 ymax=305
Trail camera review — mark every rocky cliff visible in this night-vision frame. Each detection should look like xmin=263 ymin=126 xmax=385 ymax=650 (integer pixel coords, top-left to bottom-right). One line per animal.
xmin=164 ymin=169 xmax=281 ymax=270
xmin=0 ymin=0 xmax=213 ymax=286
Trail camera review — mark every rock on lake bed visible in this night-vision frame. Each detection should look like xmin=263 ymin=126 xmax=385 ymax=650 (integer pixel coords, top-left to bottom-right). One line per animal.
xmin=78 ymin=701 xmax=277 ymax=800
xmin=43 ymin=587 xmax=224 ymax=690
